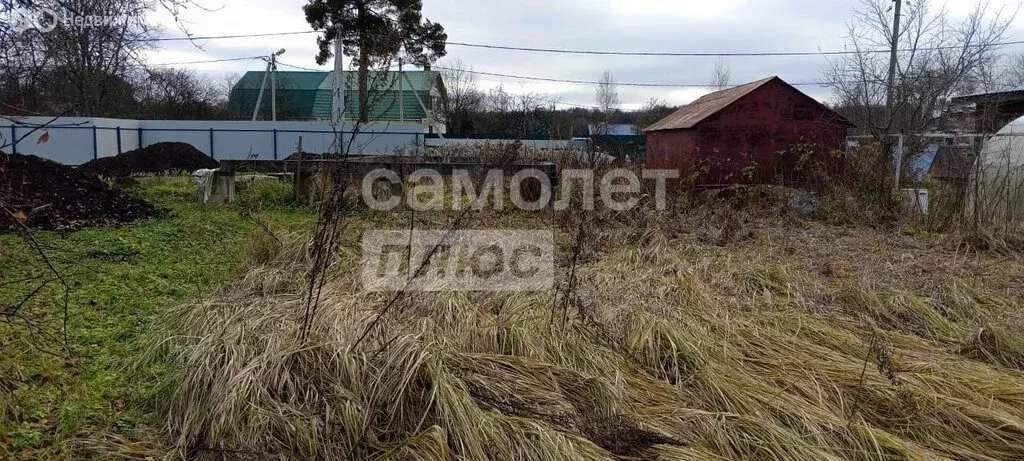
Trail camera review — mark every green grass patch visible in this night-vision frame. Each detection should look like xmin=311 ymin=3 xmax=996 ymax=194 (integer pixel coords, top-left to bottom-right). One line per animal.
xmin=0 ymin=178 xmax=312 ymax=458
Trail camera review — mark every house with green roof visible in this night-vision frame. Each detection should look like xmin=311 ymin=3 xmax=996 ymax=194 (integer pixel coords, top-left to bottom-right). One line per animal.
xmin=227 ymin=70 xmax=447 ymax=133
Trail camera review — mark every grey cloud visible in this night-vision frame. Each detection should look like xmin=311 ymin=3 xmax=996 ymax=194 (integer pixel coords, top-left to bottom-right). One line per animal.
xmin=152 ymin=0 xmax=1024 ymax=108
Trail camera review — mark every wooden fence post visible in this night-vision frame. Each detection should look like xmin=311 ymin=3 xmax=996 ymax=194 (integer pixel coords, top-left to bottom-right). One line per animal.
xmin=294 ymin=136 xmax=304 ymax=203
xmin=894 ymin=132 xmax=904 ymax=190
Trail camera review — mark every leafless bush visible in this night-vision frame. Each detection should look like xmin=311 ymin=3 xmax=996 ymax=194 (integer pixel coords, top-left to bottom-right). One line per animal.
xmin=437 ymin=59 xmax=485 ymax=135
xmin=812 ymin=142 xmax=903 ymax=225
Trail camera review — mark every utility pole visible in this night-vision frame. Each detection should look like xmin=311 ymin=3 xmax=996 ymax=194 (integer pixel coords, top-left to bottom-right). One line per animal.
xmin=271 ymin=49 xmax=285 ymax=121
xmin=885 ymin=0 xmax=902 ymax=112
xmin=331 ymin=25 xmax=345 ymax=153
xmin=331 ymin=26 xmax=345 ymax=129
xmin=252 ymin=59 xmax=272 ymax=121
xmin=271 ymin=53 xmax=278 ymax=122
xmin=398 ymin=58 xmax=404 ymax=122
xmin=886 ymin=0 xmax=903 ymax=190
xmin=252 ymin=49 xmax=286 ymax=121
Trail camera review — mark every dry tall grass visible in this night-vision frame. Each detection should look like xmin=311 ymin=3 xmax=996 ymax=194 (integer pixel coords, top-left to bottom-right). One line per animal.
xmin=143 ymin=214 xmax=1024 ymax=460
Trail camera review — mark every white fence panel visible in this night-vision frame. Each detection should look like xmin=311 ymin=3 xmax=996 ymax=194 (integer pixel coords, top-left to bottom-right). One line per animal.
xmin=3 ymin=118 xmax=100 ymax=165
xmin=94 ymin=118 xmax=140 ymax=158
xmin=2 ymin=117 xmax=427 ymax=164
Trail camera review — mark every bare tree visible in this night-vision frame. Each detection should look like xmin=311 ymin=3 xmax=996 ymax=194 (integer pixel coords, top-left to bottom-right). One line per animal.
xmin=634 ymin=97 xmax=673 ymax=134
xmin=135 ymin=67 xmax=225 ymax=119
xmin=989 ymin=54 xmax=1024 ymax=90
xmin=0 ymin=0 xmax=223 ymax=118
xmin=217 ymin=71 xmax=241 ymax=102
xmin=710 ymin=59 xmax=732 ymax=90
xmin=438 ymin=59 xmax=484 ymax=135
xmin=594 ymin=70 xmax=620 ymax=135
xmin=823 ymin=0 xmax=1015 ymax=138
xmin=0 ymin=0 xmax=157 ymax=116
xmin=479 ymin=85 xmax=552 ymax=138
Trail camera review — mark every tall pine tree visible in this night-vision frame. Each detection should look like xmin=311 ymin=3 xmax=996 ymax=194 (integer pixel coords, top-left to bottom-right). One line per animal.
xmin=304 ymin=0 xmax=447 ymax=123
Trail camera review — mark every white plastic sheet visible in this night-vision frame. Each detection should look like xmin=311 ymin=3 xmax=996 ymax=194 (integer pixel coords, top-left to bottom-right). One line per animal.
xmin=193 ymin=168 xmax=218 ymax=204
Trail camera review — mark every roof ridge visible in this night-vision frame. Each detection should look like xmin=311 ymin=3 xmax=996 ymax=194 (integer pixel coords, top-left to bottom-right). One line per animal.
xmin=644 ymin=76 xmax=781 ymax=132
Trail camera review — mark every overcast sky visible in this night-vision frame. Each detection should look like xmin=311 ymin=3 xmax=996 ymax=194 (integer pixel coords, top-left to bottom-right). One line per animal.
xmin=147 ymin=0 xmax=1024 ymax=110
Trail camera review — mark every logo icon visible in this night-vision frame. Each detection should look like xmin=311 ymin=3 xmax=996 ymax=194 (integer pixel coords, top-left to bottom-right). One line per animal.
xmin=33 ymin=8 xmax=58 ymax=33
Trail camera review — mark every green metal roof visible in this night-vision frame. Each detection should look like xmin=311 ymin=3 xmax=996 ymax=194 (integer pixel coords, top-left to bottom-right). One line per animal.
xmin=229 ymin=70 xmax=444 ymax=121
xmin=233 ymin=71 xmax=332 ymax=90
xmin=228 ymin=71 xmax=329 ymax=120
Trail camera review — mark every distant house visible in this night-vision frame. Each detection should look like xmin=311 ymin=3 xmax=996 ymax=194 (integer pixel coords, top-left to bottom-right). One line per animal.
xmin=644 ymin=76 xmax=852 ymax=185
xmin=587 ymin=123 xmax=646 ymax=160
xmin=227 ymin=70 xmax=447 ymax=133
xmin=587 ymin=124 xmax=636 ymax=136
xmin=909 ymin=90 xmax=1024 ymax=183
xmin=949 ymin=89 xmax=1024 ymax=134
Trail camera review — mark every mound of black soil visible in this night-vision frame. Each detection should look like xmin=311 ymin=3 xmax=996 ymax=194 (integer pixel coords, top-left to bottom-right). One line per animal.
xmin=79 ymin=142 xmax=218 ymax=178
xmin=1 ymin=154 xmax=156 ymax=233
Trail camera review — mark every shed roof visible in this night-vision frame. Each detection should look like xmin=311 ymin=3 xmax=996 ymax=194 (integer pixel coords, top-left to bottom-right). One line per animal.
xmin=644 ymin=76 xmax=851 ymax=132
xmin=951 ymin=89 xmax=1024 ymax=105
xmin=645 ymin=77 xmax=775 ymax=132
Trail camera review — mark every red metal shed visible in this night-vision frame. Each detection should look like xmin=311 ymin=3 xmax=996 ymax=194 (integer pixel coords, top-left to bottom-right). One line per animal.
xmin=644 ymin=76 xmax=852 ymax=185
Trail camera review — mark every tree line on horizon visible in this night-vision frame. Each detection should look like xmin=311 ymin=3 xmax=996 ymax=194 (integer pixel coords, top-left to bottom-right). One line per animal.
xmin=3 ymin=0 xmax=1024 ymax=142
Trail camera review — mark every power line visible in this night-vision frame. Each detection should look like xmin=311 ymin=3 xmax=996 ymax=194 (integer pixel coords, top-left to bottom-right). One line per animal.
xmin=274 ymin=61 xmax=321 ymax=71
xmin=445 ymin=39 xmax=1024 ymax=57
xmin=151 ymin=55 xmax=264 ymax=66
xmin=536 ymin=97 xmax=600 ymax=109
xmin=141 ymin=29 xmax=1024 ymax=57
xmin=143 ymin=30 xmax=318 ymax=42
xmin=432 ymin=65 xmax=844 ymax=88
xmin=447 ymin=41 xmax=853 ymax=57
xmin=279 ymin=61 xmax=855 ymax=89
xmin=440 ymin=67 xmax=706 ymax=87
xmin=277 ymin=61 xmax=601 ymax=108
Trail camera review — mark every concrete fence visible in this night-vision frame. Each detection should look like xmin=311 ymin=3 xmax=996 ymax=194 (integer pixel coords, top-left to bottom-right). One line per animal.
xmin=423 ymin=138 xmax=573 ymax=150
xmin=1 ymin=117 xmax=428 ymax=165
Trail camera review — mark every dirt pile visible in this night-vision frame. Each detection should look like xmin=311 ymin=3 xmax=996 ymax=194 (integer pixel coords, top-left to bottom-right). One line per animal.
xmin=1 ymin=154 xmax=156 ymax=233
xmin=78 ymin=142 xmax=218 ymax=178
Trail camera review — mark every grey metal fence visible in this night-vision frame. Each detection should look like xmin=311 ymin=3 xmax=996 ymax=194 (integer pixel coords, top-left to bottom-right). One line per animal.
xmin=1 ymin=118 xmax=428 ymax=165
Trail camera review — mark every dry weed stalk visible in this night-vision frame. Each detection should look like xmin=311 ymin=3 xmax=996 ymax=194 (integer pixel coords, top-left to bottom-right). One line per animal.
xmin=144 ymin=203 xmax=1024 ymax=461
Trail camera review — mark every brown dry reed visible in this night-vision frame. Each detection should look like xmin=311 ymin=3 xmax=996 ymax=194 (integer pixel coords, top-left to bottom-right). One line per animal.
xmin=135 ymin=216 xmax=1024 ymax=461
